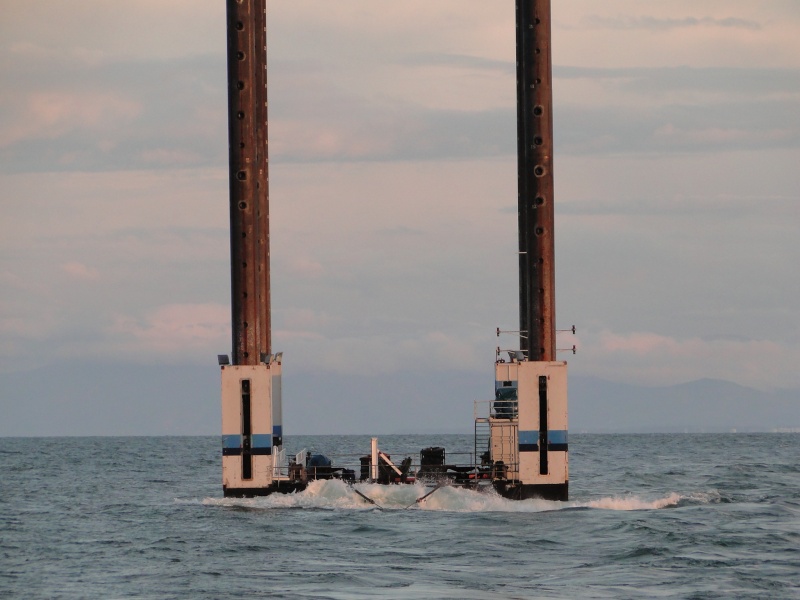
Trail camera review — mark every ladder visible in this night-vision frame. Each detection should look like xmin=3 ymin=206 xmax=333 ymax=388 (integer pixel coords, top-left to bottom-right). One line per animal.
xmin=474 ymin=417 xmax=491 ymax=470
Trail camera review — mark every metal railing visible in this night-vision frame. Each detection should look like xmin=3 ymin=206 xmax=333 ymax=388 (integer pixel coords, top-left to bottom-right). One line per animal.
xmin=272 ymin=448 xmax=480 ymax=484
xmin=474 ymin=399 xmax=519 ymax=421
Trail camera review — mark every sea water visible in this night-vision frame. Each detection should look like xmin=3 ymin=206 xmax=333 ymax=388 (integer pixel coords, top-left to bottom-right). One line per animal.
xmin=1 ymin=434 xmax=798 ymax=599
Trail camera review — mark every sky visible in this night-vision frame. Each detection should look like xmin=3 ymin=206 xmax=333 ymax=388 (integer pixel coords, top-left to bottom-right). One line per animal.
xmin=1 ymin=1 xmax=799 ymax=434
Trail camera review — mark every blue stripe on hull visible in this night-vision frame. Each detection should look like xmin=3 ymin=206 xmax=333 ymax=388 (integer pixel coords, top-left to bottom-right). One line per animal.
xmin=519 ymin=430 xmax=538 ymax=452
xmin=251 ymin=434 xmax=271 ymax=448
xmin=222 ymin=434 xmax=242 ymax=449
xmin=518 ymin=430 xmax=568 ymax=452
xmin=548 ymin=430 xmax=568 ymax=451
xmin=221 ymin=434 xmax=273 ymax=455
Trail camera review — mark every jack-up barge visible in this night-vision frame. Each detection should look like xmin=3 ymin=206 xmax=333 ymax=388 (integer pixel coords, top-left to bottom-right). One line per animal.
xmin=219 ymin=0 xmax=569 ymax=502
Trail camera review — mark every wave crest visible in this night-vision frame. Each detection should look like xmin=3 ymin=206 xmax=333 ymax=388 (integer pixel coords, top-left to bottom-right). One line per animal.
xmin=580 ymin=493 xmax=681 ymax=511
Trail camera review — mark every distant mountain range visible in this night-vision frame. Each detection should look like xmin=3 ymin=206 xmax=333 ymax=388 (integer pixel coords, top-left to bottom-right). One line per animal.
xmin=569 ymin=376 xmax=799 ymax=433
xmin=1 ymin=362 xmax=797 ymax=436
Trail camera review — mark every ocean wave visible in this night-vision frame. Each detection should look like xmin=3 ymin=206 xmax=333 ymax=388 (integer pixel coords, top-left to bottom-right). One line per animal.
xmin=579 ymin=493 xmax=681 ymax=510
xmin=578 ymin=490 xmax=725 ymax=510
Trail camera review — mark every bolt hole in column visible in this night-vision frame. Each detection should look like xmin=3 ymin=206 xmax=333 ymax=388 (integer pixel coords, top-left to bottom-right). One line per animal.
xmin=534 ymin=165 xmax=546 ymax=177
xmin=237 ymin=111 xmax=245 ymax=120
xmin=235 ymin=21 xmax=244 ymax=31
xmin=236 ymin=51 xmax=245 ymax=61
xmin=534 ymin=136 xmax=543 ymax=146
xmin=533 ymin=105 xmax=544 ymax=116
xmin=535 ymin=227 xmax=545 ymax=236
xmin=239 ymin=201 xmax=247 ymax=210
xmin=237 ymin=81 xmax=245 ymax=90
xmin=535 ymin=196 xmax=544 ymax=206
xmin=237 ymin=171 xmax=247 ymax=180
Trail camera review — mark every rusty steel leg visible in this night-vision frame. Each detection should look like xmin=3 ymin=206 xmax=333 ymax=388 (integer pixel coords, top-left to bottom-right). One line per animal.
xmin=516 ymin=0 xmax=556 ymax=361
xmin=226 ymin=0 xmax=270 ymax=365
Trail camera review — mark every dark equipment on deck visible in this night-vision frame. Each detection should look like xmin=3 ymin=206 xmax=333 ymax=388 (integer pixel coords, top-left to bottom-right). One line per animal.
xmin=417 ymin=447 xmax=446 ymax=479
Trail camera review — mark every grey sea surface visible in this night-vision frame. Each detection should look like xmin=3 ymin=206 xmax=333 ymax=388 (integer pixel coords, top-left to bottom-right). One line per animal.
xmin=1 ymin=434 xmax=799 ymax=599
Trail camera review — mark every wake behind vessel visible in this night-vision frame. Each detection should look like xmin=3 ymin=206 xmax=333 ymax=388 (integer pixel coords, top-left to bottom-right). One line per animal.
xmin=218 ymin=0 xmax=570 ymax=502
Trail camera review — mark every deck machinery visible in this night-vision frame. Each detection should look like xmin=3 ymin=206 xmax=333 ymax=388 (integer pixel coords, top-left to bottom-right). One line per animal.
xmin=219 ymin=0 xmax=568 ymax=500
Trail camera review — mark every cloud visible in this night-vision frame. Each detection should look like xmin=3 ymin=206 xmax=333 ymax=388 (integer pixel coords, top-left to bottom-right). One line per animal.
xmin=552 ymin=67 xmax=800 ymax=157
xmin=556 ymin=96 xmax=800 ymax=156
xmin=271 ymin=105 xmax=515 ymax=163
xmin=582 ymin=15 xmax=762 ymax=32
xmin=0 ymin=52 xmax=226 ymax=173
xmin=0 ymin=91 xmax=141 ymax=149
xmin=278 ymin=308 xmax=337 ymax=331
xmin=652 ymin=123 xmax=793 ymax=147
xmin=109 ymin=303 xmax=230 ymax=357
xmin=138 ymin=148 xmax=207 ymax=167
xmin=287 ymin=257 xmax=324 ymax=278
xmin=1 ymin=42 xmax=516 ymax=171
xmin=396 ymin=52 xmax=514 ymax=74
xmin=0 ymin=2 xmax=225 ymax=62
xmin=555 ymin=66 xmax=800 ymax=96
xmin=0 ymin=313 xmax=59 ymax=341
xmin=294 ymin=330 xmax=485 ymax=376
xmin=574 ymin=329 xmax=800 ymax=390
xmin=61 ymin=262 xmax=100 ymax=281
xmin=1 ymin=0 xmax=798 ymax=405
xmin=7 ymin=41 xmax=108 ymax=68
xmin=5 ymin=5 xmax=796 ymax=176
xmin=557 ymin=191 xmax=797 ymax=218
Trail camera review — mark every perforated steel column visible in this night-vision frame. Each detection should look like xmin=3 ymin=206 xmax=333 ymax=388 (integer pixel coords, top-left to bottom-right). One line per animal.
xmin=517 ymin=0 xmax=556 ymax=361
xmin=227 ymin=0 xmax=271 ymax=365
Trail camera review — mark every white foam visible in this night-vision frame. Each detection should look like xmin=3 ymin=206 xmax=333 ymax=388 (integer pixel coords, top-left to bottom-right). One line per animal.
xmin=193 ymin=480 xmax=542 ymax=512
xmin=200 ymin=479 xmax=375 ymax=511
xmin=577 ymin=490 xmax=724 ymax=511
xmin=187 ymin=483 xmax=712 ymax=513
xmin=578 ymin=493 xmax=681 ymax=511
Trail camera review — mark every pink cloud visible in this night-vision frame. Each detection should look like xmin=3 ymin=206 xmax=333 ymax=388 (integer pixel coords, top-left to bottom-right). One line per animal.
xmin=601 ymin=331 xmax=681 ymax=354
xmin=110 ymin=303 xmax=230 ymax=353
xmin=0 ymin=91 xmax=141 ymax=148
xmin=288 ymin=257 xmax=324 ymax=277
xmin=62 ymin=261 xmax=100 ymax=281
